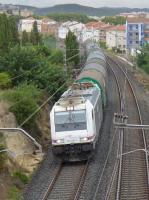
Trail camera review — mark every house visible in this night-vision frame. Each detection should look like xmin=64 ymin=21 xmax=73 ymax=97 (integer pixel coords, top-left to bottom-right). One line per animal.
xmin=18 ymin=17 xmax=42 ymax=33
xmin=41 ymin=18 xmax=58 ymax=36
xmin=126 ymin=17 xmax=149 ymax=52
xmin=83 ymin=22 xmax=105 ymax=42
xmin=106 ymin=25 xmax=126 ymax=51
xmin=20 ymin=9 xmax=34 ymax=17
xmin=82 ymin=22 xmax=112 ymax=42
xmin=58 ymin=21 xmax=85 ymax=40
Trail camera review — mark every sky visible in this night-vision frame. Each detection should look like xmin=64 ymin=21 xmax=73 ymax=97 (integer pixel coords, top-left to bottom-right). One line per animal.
xmin=0 ymin=0 xmax=149 ymax=8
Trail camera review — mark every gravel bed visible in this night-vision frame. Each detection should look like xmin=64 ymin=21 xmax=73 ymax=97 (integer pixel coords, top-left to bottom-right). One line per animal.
xmin=78 ymin=64 xmax=120 ymax=200
xmin=23 ymin=56 xmax=149 ymax=200
xmin=23 ymin=147 xmax=61 ymax=200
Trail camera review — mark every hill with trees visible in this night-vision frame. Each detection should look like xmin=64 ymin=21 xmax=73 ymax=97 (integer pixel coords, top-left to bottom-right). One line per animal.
xmin=2 ymin=3 xmax=149 ymax=17
xmin=35 ymin=4 xmax=149 ymax=16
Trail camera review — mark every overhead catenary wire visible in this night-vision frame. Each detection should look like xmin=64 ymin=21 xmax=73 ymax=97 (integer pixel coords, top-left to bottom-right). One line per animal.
xmin=18 ymin=61 xmax=84 ymax=128
xmin=93 ymin=126 xmax=119 ymax=200
xmin=10 ymin=51 xmax=81 ymax=81
xmin=19 ymin=82 xmax=67 ymax=127
xmin=4 ymin=51 xmax=82 ymax=122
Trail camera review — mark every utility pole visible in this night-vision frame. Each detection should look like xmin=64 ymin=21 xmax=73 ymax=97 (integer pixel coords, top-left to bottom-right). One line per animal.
xmin=113 ymin=113 xmax=149 ymax=130
xmin=64 ymin=46 xmax=67 ymax=77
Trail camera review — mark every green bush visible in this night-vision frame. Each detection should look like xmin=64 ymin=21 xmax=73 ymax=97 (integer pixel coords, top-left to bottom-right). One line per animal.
xmin=0 ymin=72 xmax=11 ymax=89
xmin=13 ymin=171 xmax=29 ymax=184
xmin=3 ymin=83 xmax=42 ymax=127
xmin=137 ymin=45 xmax=149 ymax=74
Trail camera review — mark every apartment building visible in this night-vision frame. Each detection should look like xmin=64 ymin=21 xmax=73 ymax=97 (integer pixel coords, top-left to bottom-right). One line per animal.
xmin=126 ymin=17 xmax=149 ymax=51
xmin=106 ymin=25 xmax=126 ymax=51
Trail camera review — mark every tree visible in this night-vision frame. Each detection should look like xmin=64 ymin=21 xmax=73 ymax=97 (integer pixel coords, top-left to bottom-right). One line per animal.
xmin=65 ymin=31 xmax=80 ymax=68
xmin=102 ymin=16 xmax=126 ymax=25
xmin=22 ymin=30 xmax=29 ymax=45
xmin=0 ymin=14 xmax=19 ymax=54
xmin=0 ymin=14 xmax=10 ymax=53
xmin=5 ymin=83 xmax=42 ymax=128
xmin=137 ymin=45 xmax=149 ymax=74
xmin=49 ymin=49 xmax=63 ymax=64
xmin=30 ymin=21 xmax=41 ymax=45
xmin=8 ymin=15 xmax=19 ymax=46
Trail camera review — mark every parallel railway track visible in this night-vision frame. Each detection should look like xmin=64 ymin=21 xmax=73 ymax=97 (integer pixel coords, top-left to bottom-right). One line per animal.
xmin=41 ymin=160 xmax=89 ymax=200
xmin=107 ymin=56 xmax=149 ymax=200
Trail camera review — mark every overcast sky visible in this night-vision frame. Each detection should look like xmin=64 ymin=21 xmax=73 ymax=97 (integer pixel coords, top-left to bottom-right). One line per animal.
xmin=0 ymin=0 xmax=149 ymax=8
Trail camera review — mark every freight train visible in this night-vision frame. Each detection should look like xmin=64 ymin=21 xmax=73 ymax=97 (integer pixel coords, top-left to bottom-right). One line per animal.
xmin=50 ymin=41 xmax=107 ymax=160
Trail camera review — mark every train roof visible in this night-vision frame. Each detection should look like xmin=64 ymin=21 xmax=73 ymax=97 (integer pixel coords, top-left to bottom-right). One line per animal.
xmin=55 ymin=83 xmax=101 ymax=109
xmin=87 ymin=51 xmax=105 ymax=62
xmin=83 ymin=62 xmax=107 ymax=78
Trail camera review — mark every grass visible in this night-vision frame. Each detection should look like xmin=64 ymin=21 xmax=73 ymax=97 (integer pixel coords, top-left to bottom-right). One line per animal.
xmin=13 ymin=171 xmax=29 ymax=184
xmin=8 ymin=186 xmax=23 ymax=200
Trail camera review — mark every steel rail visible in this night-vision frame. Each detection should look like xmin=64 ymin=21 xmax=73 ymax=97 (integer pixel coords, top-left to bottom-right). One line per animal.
xmin=73 ymin=160 xmax=89 ymax=200
xmin=41 ymin=161 xmax=63 ymax=200
xmin=114 ymin=57 xmax=149 ymax=188
xmin=93 ymin=57 xmax=122 ymax=199
xmin=106 ymin=58 xmax=124 ymax=200
xmin=41 ymin=161 xmax=88 ymax=200
xmin=109 ymin=56 xmax=149 ymax=199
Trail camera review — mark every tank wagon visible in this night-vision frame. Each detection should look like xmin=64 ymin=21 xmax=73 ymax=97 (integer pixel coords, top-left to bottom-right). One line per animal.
xmin=50 ymin=42 xmax=107 ymax=160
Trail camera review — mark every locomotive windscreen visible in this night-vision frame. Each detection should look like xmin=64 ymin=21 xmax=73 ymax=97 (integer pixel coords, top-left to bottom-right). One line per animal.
xmin=54 ymin=110 xmax=87 ymax=132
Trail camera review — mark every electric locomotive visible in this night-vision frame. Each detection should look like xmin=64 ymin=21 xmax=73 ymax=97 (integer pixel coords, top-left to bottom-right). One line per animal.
xmin=50 ymin=41 xmax=107 ymax=160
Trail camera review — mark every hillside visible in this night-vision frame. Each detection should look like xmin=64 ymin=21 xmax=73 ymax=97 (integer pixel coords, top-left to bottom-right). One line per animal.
xmin=35 ymin=4 xmax=149 ymax=16
xmin=1 ymin=3 xmax=149 ymax=17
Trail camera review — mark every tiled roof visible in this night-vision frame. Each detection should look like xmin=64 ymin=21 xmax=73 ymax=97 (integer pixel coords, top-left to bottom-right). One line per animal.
xmin=127 ymin=17 xmax=149 ymax=23
xmin=107 ymin=25 xmax=126 ymax=32
xmin=85 ymin=21 xmax=106 ymax=29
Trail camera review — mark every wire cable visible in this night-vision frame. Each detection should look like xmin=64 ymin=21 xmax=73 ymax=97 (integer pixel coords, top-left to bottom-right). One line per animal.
xmin=18 ymin=82 xmax=67 ymax=127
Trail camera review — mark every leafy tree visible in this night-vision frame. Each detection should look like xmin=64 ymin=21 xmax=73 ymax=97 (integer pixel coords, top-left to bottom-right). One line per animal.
xmin=8 ymin=15 xmax=19 ymax=46
xmin=137 ymin=45 xmax=149 ymax=74
xmin=0 ymin=14 xmax=19 ymax=54
xmin=0 ymin=45 xmax=40 ymax=85
xmin=47 ymin=13 xmax=97 ymax=23
xmin=49 ymin=49 xmax=63 ymax=64
xmin=0 ymin=14 xmax=10 ymax=53
xmin=33 ymin=62 xmax=66 ymax=100
xmin=22 ymin=30 xmax=29 ymax=45
xmin=65 ymin=30 xmax=80 ymax=67
xmin=102 ymin=16 xmax=126 ymax=25
xmin=30 ymin=21 xmax=41 ymax=45
xmin=4 ymin=83 xmax=42 ymax=128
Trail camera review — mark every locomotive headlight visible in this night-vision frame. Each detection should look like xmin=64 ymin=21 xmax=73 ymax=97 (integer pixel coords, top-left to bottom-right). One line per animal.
xmin=80 ymin=137 xmax=88 ymax=141
xmin=56 ymin=139 xmax=64 ymax=144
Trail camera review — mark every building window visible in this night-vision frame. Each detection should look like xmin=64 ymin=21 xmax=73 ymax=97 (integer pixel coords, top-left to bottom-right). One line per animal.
xmin=129 ymin=25 xmax=133 ymax=30
xmin=129 ymin=32 xmax=132 ymax=36
xmin=136 ymin=32 xmax=138 ymax=36
xmin=129 ymin=41 xmax=132 ymax=44
xmin=136 ymin=41 xmax=139 ymax=44
xmin=136 ymin=25 xmax=138 ymax=29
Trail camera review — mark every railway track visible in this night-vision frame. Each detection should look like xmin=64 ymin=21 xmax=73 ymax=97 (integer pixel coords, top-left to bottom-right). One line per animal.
xmin=107 ymin=56 xmax=149 ymax=200
xmin=41 ymin=160 xmax=89 ymax=200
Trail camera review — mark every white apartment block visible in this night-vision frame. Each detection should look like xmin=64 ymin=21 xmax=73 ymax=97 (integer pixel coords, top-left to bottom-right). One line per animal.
xmin=58 ymin=21 xmax=85 ymax=41
xmin=106 ymin=26 xmax=126 ymax=51
xmin=18 ymin=18 xmax=42 ymax=33
xmin=82 ymin=27 xmax=100 ymax=42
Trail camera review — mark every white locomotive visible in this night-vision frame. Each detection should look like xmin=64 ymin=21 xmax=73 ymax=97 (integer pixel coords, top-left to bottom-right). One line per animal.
xmin=50 ymin=42 xmax=107 ymax=160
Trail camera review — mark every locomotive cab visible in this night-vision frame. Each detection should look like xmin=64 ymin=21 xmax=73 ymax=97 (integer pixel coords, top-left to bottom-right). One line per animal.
xmin=50 ymin=85 xmax=101 ymax=159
